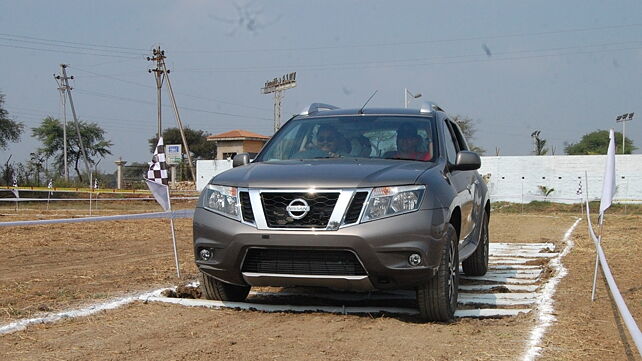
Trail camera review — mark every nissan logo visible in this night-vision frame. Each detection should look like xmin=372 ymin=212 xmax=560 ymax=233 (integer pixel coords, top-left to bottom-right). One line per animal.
xmin=286 ymin=198 xmax=310 ymax=219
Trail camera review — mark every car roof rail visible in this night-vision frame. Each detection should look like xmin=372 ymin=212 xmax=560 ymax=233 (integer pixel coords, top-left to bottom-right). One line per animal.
xmin=419 ymin=101 xmax=445 ymax=114
xmin=299 ymin=103 xmax=340 ymax=115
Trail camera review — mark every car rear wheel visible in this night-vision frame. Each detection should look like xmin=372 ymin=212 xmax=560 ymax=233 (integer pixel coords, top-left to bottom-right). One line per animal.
xmin=200 ymin=272 xmax=250 ymax=302
xmin=462 ymin=210 xmax=489 ymax=276
xmin=416 ymin=223 xmax=459 ymax=322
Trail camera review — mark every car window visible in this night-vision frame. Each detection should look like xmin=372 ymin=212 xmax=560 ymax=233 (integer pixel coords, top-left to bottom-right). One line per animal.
xmin=449 ymin=121 xmax=469 ymax=151
xmin=257 ymin=115 xmax=438 ymax=162
xmin=443 ymin=120 xmax=459 ymax=164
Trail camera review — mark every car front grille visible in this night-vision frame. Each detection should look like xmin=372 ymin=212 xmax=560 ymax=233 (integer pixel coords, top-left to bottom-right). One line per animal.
xmin=241 ymin=248 xmax=367 ymax=276
xmin=239 ymin=191 xmax=254 ymax=223
xmin=260 ymin=192 xmax=339 ymax=228
xmin=344 ymin=191 xmax=368 ymax=224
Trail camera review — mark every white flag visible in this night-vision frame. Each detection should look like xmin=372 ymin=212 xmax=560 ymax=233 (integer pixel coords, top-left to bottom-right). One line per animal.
xmin=599 ymin=129 xmax=616 ymax=218
xmin=11 ymin=174 xmax=18 ymax=199
xmin=47 ymin=179 xmax=53 ymax=196
xmin=146 ymin=179 xmax=170 ymax=211
xmin=145 ymin=137 xmax=171 ymax=211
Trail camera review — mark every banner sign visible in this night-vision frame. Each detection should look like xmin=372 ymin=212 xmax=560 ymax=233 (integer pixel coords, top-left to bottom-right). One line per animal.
xmin=166 ymin=144 xmax=182 ymax=165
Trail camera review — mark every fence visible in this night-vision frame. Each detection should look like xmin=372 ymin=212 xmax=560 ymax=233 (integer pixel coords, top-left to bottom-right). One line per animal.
xmin=194 ymin=155 xmax=642 ymax=203
xmin=481 ymin=155 xmax=642 ymax=204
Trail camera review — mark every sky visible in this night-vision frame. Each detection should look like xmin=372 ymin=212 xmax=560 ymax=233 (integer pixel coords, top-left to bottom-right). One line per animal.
xmin=1 ymin=0 xmax=641 ymax=173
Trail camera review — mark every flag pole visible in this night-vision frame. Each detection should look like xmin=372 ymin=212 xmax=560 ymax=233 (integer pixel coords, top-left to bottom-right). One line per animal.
xmin=592 ymin=205 xmax=607 ymax=301
xmin=47 ymin=189 xmax=51 ymax=211
xmin=89 ymin=173 xmax=93 ymax=216
xmin=584 ymin=171 xmax=599 ymax=301
xmin=146 ymin=137 xmax=181 ymax=279
xmin=167 ymin=187 xmax=181 ymax=278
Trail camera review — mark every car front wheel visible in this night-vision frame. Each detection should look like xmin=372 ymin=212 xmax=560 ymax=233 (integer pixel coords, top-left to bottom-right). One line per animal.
xmin=200 ymin=272 xmax=250 ymax=302
xmin=462 ymin=210 xmax=489 ymax=276
xmin=416 ymin=223 xmax=459 ymax=322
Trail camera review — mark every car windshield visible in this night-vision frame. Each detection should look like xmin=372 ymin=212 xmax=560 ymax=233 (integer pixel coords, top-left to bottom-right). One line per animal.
xmin=256 ymin=115 xmax=438 ymax=162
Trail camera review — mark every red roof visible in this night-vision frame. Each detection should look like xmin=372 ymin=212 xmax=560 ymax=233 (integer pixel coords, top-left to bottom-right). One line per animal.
xmin=207 ymin=129 xmax=270 ymax=141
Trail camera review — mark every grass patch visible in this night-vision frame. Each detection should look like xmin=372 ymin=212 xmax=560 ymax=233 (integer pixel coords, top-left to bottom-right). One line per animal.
xmin=492 ymin=201 xmax=642 ymax=215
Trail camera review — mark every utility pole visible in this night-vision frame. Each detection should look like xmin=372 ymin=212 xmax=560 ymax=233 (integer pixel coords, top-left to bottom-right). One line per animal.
xmin=262 ymin=72 xmax=296 ymax=133
xmin=54 ymin=65 xmax=70 ymax=181
xmin=147 ymin=46 xmax=196 ymax=180
xmin=616 ymin=112 xmax=634 ymax=154
xmin=404 ymin=88 xmax=422 ymax=108
xmin=148 ymin=47 xmax=165 ymax=139
xmin=59 ymin=65 xmax=92 ymax=185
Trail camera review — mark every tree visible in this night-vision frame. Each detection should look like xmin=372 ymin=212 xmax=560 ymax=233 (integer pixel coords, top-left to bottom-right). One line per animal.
xmin=452 ymin=115 xmax=485 ymax=155
xmin=537 ymin=185 xmax=555 ymax=199
xmin=148 ymin=127 xmax=217 ymax=160
xmin=32 ymin=116 xmax=113 ymax=182
xmin=565 ymin=130 xmax=636 ymax=155
xmin=530 ymin=130 xmax=548 ymax=155
xmin=0 ymin=92 xmax=24 ymax=150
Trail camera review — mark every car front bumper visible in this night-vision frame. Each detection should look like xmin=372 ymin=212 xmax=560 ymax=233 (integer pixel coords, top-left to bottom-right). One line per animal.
xmin=193 ymin=207 xmax=449 ymax=291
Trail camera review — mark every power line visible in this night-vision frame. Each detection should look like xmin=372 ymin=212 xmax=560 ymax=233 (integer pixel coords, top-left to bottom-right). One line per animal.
xmin=0 ymin=43 xmax=141 ymax=59
xmin=170 ymin=23 xmax=642 ymax=54
xmin=8 ymin=106 xmax=273 ymax=131
xmin=71 ymin=67 xmax=273 ymax=112
xmin=0 ymin=32 xmax=147 ymax=52
xmin=73 ymin=89 xmax=272 ymax=120
xmin=2 ymin=21 xmax=640 ymax=59
xmin=0 ymin=36 xmax=145 ymax=56
xmin=179 ymin=40 xmax=642 ymax=73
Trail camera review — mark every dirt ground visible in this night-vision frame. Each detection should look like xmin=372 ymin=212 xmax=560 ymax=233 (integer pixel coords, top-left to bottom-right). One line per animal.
xmin=539 ymin=213 xmax=642 ymax=361
xmin=0 ymin=203 xmax=640 ymax=360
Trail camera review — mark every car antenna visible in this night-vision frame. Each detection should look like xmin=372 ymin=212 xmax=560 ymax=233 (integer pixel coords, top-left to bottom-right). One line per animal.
xmin=359 ymin=90 xmax=377 ymax=114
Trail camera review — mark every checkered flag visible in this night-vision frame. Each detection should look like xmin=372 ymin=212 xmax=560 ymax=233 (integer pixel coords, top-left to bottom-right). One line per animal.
xmin=145 ymin=137 xmax=170 ymax=211
xmin=576 ymin=180 xmax=582 ymax=196
xmin=144 ymin=136 xmax=180 ymax=277
xmin=147 ymin=136 xmax=169 ymax=186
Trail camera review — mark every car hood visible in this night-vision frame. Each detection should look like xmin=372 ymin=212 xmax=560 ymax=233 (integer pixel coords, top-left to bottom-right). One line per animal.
xmin=211 ymin=159 xmax=435 ymax=188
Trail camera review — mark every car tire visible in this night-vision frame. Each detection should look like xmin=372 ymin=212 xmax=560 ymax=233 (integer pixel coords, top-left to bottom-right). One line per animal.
xmin=417 ymin=223 xmax=459 ymax=322
xmin=462 ymin=210 xmax=489 ymax=276
xmin=200 ymin=272 xmax=250 ymax=302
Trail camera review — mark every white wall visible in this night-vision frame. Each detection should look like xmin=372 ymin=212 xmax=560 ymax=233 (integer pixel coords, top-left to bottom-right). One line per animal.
xmin=196 ymin=160 xmax=233 ymax=191
xmin=195 ymin=155 xmax=642 ymax=203
xmin=479 ymin=155 xmax=642 ymax=204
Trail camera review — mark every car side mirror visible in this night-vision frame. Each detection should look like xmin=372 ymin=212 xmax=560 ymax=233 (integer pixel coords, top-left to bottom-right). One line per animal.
xmin=452 ymin=151 xmax=481 ymax=171
xmin=232 ymin=153 xmax=250 ymax=167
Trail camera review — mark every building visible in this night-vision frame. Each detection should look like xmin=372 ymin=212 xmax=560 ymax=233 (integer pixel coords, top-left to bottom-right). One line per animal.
xmin=207 ymin=129 xmax=270 ymax=160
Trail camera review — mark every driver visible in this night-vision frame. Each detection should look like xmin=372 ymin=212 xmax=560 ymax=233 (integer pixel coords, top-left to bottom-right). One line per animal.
xmin=386 ymin=123 xmax=432 ymax=161
xmin=294 ymin=124 xmax=349 ymax=158
xmin=316 ymin=125 xmax=342 ymax=156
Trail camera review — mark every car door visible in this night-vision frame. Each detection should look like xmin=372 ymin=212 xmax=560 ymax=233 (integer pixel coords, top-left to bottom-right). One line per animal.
xmin=444 ymin=119 xmax=475 ymax=243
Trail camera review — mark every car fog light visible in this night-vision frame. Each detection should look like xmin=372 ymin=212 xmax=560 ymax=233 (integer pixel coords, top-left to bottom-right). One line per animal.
xmin=408 ymin=253 xmax=422 ymax=266
xmin=199 ymin=249 xmax=213 ymax=261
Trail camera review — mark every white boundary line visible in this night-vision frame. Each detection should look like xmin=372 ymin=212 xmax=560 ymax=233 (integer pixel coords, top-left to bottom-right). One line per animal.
xmin=0 ymin=209 xmax=194 ymax=227
xmin=0 ymin=288 xmax=165 ymax=335
xmin=521 ymin=217 xmax=581 ymax=361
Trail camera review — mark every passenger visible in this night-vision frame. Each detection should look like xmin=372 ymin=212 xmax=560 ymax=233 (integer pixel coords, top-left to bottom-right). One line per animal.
xmin=385 ymin=123 xmax=432 ymax=161
xmin=350 ymin=135 xmax=372 ymax=157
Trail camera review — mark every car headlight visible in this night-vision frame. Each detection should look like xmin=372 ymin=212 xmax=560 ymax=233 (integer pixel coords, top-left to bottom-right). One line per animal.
xmin=362 ymin=185 xmax=425 ymax=222
xmin=203 ymin=185 xmax=240 ymax=220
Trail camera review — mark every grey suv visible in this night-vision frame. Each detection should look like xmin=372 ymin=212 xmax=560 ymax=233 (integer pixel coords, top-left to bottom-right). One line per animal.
xmin=193 ymin=102 xmax=490 ymax=321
